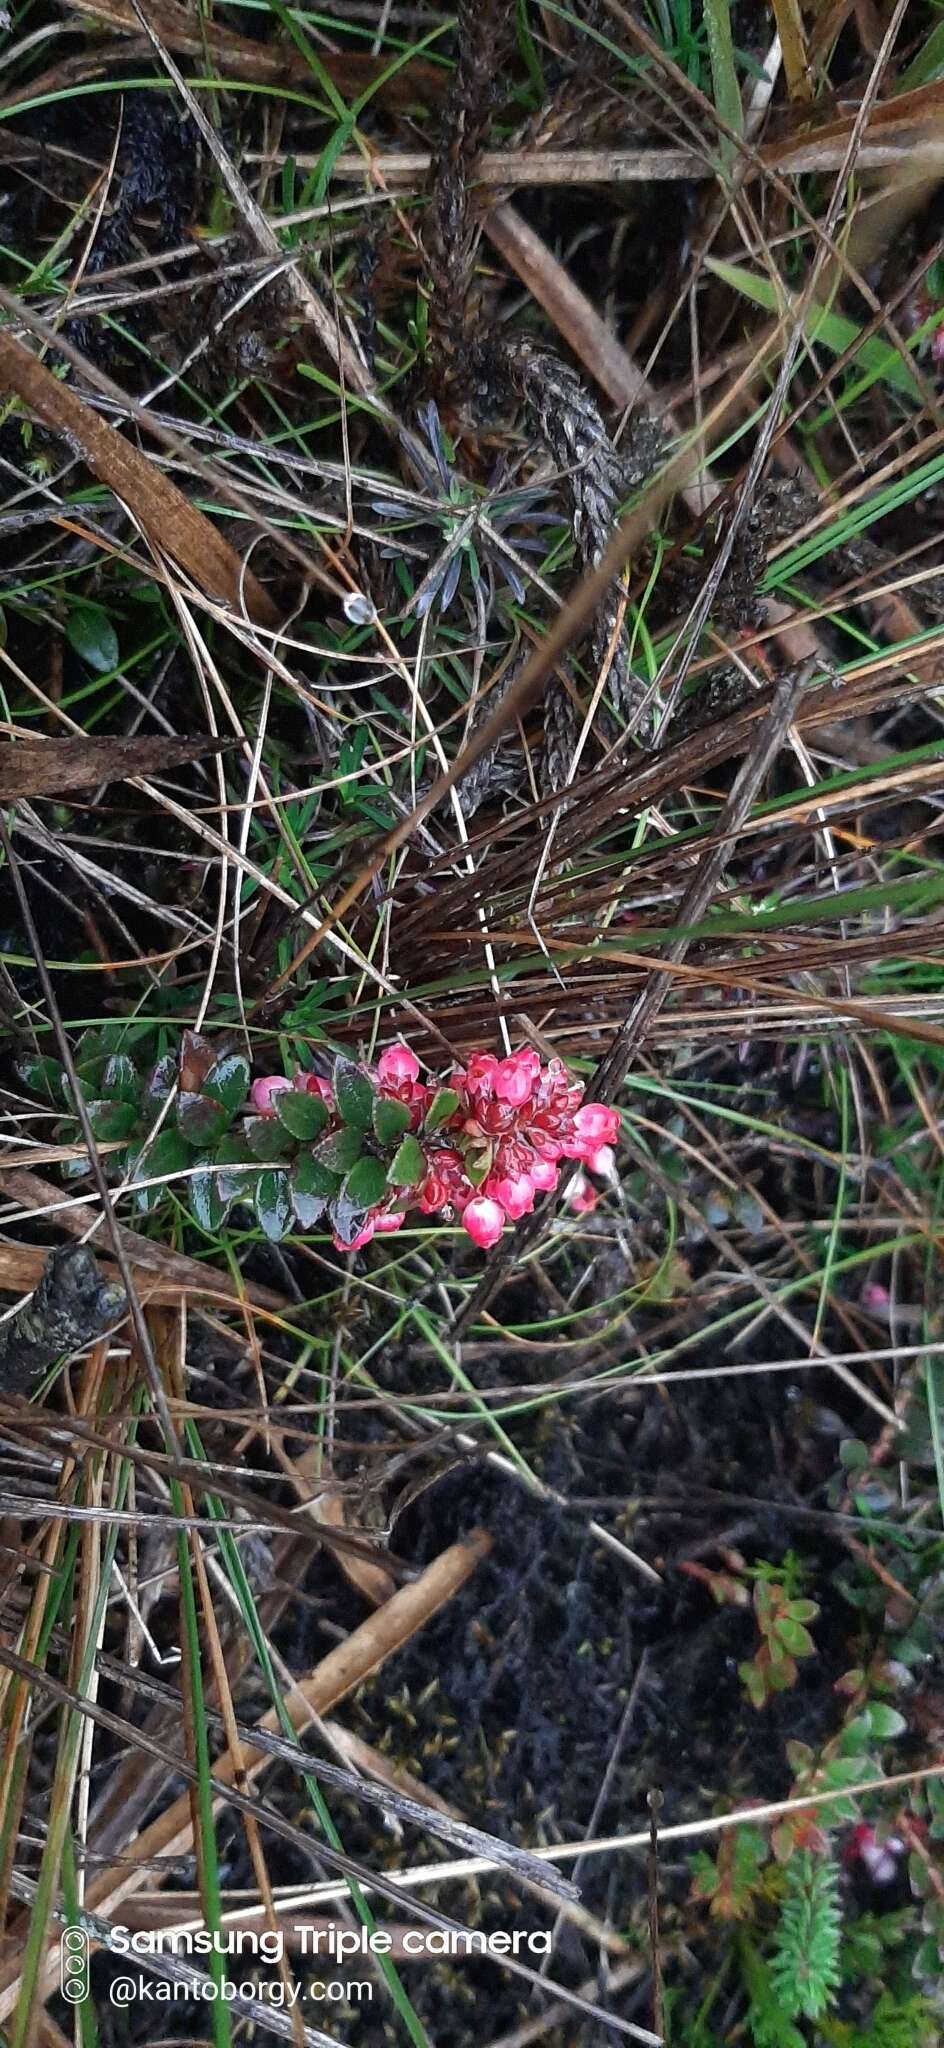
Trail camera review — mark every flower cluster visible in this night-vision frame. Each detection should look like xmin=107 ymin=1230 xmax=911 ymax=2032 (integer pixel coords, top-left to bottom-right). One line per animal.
xmin=251 ymin=1044 xmax=620 ymax=1253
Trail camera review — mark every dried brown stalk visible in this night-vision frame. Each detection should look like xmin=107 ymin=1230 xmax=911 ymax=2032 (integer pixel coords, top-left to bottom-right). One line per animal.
xmin=55 ymin=0 xmax=447 ymax=108
xmin=424 ymin=0 xmax=504 ymax=397
xmin=502 ymin=338 xmax=655 ymax=765
xmin=0 ymin=734 xmax=226 ymax=800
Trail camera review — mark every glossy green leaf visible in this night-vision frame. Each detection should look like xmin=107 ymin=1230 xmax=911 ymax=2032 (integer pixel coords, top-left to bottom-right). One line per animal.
xmin=294 ymin=1150 xmax=342 ymax=1198
xmin=424 ymin=1087 xmax=460 ymax=1134
xmin=100 ymin=1053 xmax=140 ymax=1105
xmin=87 ymin=1098 xmax=139 ymax=1144
xmin=15 ymin=1054 xmax=66 ymax=1105
xmin=315 ymin=1125 xmax=363 ymax=1174
xmin=387 ymin=1134 xmax=425 ymax=1188
xmin=253 ymin=1170 xmax=295 ymax=1241
xmin=333 ymin=1056 xmax=374 ymax=1128
xmin=291 ymin=1184 xmax=327 ymax=1228
xmin=131 ymin=1126 xmax=192 ymax=1211
xmin=372 ymin=1094 xmax=413 ymax=1145
xmin=176 ymin=1091 xmax=231 ymax=1147
xmin=190 ymin=1163 xmax=225 ymax=1233
xmin=275 ymin=1088 xmax=329 ymax=1141
xmin=344 ymin=1155 xmax=388 ymax=1208
xmin=329 ymin=1189 xmax=368 ymax=1247
xmin=144 ymin=1052 xmax=177 ymax=1103
xmin=212 ymin=1132 xmax=256 ymax=1206
xmin=65 ymin=603 xmax=119 ymax=673
xmin=203 ymin=1051 xmax=250 ymax=1120
xmin=245 ymin=1114 xmax=296 ymax=1162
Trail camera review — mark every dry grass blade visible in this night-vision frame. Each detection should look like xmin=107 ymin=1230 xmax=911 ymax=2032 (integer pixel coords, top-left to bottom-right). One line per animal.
xmin=60 ymin=0 xmax=447 ymax=105
xmin=0 ymin=1171 xmax=287 ymax=1312
xmin=0 ymin=734 xmax=227 ymax=798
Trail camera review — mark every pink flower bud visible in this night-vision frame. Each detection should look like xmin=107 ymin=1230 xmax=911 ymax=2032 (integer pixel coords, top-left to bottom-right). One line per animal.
xmin=492 ymin=1172 xmax=535 ymax=1220
xmin=528 ymin=1156 xmax=559 ymax=1193
xmin=250 ymin=1075 xmax=293 ymax=1115
xmin=566 ymin=1172 xmax=599 ymax=1216
xmin=844 ymin=1824 xmax=904 ymax=1886
xmin=302 ymin=1073 xmax=334 ymax=1103
xmin=464 ymin=1052 xmax=500 ymax=1097
xmin=373 ymin=1211 xmax=406 ymax=1235
xmin=377 ymin=1043 xmax=420 ymax=1087
xmin=461 ymin=1196 xmax=505 ymax=1249
xmin=585 ymin=1143 xmax=616 ymax=1179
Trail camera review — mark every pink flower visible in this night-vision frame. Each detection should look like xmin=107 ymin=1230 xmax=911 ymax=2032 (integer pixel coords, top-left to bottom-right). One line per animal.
xmin=463 ymin=1052 xmax=500 ymax=1098
xmin=491 ymin=1172 xmax=536 ymax=1221
xmin=844 ymin=1824 xmax=905 ymax=1887
xmin=862 ymin=1281 xmax=891 ymax=1317
xmin=250 ymin=1075 xmax=293 ymax=1115
xmin=528 ymin=1155 xmax=559 ymax=1193
xmin=302 ymin=1073 xmax=334 ymax=1103
xmin=573 ymin=1102 xmax=620 ymax=1149
xmin=585 ymin=1143 xmax=616 ymax=1179
xmin=493 ymin=1049 xmax=541 ymax=1106
xmin=333 ymin=1208 xmax=405 ymax=1253
xmin=461 ymin=1196 xmax=505 ymax=1249
xmin=373 ymin=1211 xmax=406 ymax=1236
xmin=567 ymin=1172 xmax=599 ymax=1216
xmin=377 ymin=1043 xmax=420 ymax=1088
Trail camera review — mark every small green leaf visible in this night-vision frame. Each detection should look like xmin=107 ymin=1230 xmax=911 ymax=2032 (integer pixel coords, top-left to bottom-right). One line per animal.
xmin=176 ymin=1091 xmax=230 ymax=1147
xmin=87 ymin=1098 xmax=140 ymax=1143
xmin=245 ymin=1114 xmax=296 ymax=1163
xmin=65 ymin=603 xmax=119 ymax=673
xmin=315 ymin=1125 xmax=363 ymax=1174
xmin=387 ymin=1134 xmax=425 ymax=1188
xmin=212 ymin=1132 xmax=256 ymax=1205
xmin=294 ymin=1151 xmax=342 ymax=1198
xmin=785 ymin=1599 xmax=819 ymax=1625
xmin=333 ymin=1056 xmax=374 ymax=1128
xmin=253 ymin=1170 xmax=295 ymax=1240
xmin=203 ymin=1051 xmax=250 ymax=1120
xmin=15 ymin=1054 xmax=66 ymax=1105
xmin=72 ymin=1055 xmax=107 ymax=1096
xmin=867 ymin=1702 xmax=907 ymax=1740
xmin=292 ymin=1184 xmax=327 ymax=1229
xmin=344 ymin=1156 xmax=388 ymax=1208
xmin=275 ymin=1088 xmax=329 ymax=1141
xmin=773 ymin=1617 xmax=816 ymax=1659
xmin=100 ymin=1053 xmax=140 ymax=1105
xmin=372 ymin=1095 xmax=413 ymax=1145
xmin=464 ymin=1149 xmax=491 ymax=1189
xmin=131 ymin=1127 xmax=192 ymax=1211
xmin=424 ymin=1087 xmax=460 ymax=1134
xmin=74 ymin=1029 xmax=105 ymax=1070
xmin=739 ymin=1661 xmax=767 ymax=1711
xmin=766 ymin=1655 xmax=797 ymax=1693
xmin=190 ymin=1163 xmax=225 ymax=1233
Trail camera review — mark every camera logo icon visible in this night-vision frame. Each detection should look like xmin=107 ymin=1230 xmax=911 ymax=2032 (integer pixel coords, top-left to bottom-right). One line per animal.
xmin=59 ymin=1925 xmax=89 ymax=2004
